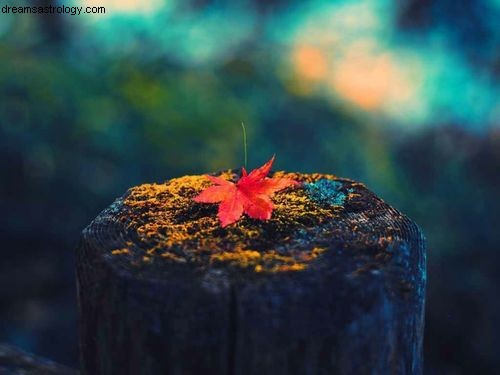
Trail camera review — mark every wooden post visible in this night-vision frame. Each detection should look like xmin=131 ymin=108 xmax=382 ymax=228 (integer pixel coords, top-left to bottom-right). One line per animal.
xmin=0 ymin=343 xmax=78 ymax=374
xmin=76 ymin=171 xmax=426 ymax=375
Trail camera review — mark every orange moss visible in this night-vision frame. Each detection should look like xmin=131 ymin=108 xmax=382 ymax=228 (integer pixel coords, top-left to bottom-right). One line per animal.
xmin=111 ymin=248 xmax=129 ymax=255
xmin=160 ymin=252 xmax=187 ymax=263
xmin=348 ymin=192 xmax=362 ymax=199
xmin=209 ymin=247 xmax=326 ymax=273
xmin=210 ymin=248 xmax=261 ymax=268
xmin=116 ymin=171 xmax=356 ymax=273
xmin=272 ymin=263 xmax=307 ymax=272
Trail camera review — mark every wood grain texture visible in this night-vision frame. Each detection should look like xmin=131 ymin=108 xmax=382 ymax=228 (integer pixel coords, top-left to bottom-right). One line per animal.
xmin=76 ymin=171 xmax=426 ymax=375
xmin=0 ymin=343 xmax=78 ymax=374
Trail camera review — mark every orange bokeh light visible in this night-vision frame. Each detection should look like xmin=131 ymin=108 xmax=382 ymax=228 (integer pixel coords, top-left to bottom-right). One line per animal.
xmin=293 ymin=45 xmax=328 ymax=82
xmin=331 ymin=51 xmax=413 ymax=111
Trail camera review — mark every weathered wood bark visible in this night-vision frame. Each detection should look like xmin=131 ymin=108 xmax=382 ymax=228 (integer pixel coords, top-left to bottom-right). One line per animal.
xmin=0 ymin=343 xmax=79 ymax=374
xmin=76 ymin=171 xmax=426 ymax=375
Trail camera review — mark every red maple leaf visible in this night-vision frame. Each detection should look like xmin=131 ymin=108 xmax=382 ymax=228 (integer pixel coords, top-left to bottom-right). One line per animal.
xmin=193 ymin=156 xmax=299 ymax=227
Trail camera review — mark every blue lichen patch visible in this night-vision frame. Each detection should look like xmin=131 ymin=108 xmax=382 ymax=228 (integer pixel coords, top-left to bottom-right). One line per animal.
xmin=304 ymin=179 xmax=353 ymax=207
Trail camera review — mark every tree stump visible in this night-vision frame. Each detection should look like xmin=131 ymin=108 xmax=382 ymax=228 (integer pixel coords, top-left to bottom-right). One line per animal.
xmin=0 ymin=343 xmax=79 ymax=374
xmin=76 ymin=171 xmax=426 ymax=375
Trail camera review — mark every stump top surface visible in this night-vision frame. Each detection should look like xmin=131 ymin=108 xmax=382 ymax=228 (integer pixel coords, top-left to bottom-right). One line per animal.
xmin=78 ymin=171 xmax=427 ymax=375
xmin=83 ymin=170 xmax=423 ymax=286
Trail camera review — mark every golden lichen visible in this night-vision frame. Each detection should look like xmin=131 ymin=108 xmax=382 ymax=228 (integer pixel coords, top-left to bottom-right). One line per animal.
xmin=348 ymin=192 xmax=362 ymax=199
xmin=210 ymin=248 xmax=261 ymax=267
xmin=111 ymin=248 xmax=129 ymax=255
xmin=116 ymin=171 xmax=353 ymax=273
xmin=160 ymin=252 xmax=187 ymax=263
xmin=209 ymin=247 xmax=326 ymax=273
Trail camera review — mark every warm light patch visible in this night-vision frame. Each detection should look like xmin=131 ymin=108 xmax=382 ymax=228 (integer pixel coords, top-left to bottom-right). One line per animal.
xmin=284 ymin=2 xmax=429 ymax=121
xmin=293 ymin=45 xmax=329 ymax=82
xmin=330 ymin=49 xmax=415 ymax=111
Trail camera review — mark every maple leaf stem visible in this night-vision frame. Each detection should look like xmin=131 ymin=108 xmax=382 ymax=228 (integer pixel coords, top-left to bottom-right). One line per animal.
xmin=241 ymin=122 xmax=248 ymax=170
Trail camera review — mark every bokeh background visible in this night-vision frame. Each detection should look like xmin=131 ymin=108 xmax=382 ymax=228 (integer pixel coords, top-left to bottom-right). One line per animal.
xmin=0 ymin=0 xmax=499 ymax=373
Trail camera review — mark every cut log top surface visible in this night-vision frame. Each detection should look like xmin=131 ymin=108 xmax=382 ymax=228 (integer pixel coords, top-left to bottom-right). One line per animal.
xmin=0 ymin=343 xmax=79 ymax=374
xmin=77 ymin=170 xmax=426 ymax=375
xmin=81 ymin=170 xmax=424 ymax=299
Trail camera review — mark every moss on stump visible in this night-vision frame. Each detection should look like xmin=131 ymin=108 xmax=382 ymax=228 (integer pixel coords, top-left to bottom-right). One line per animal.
xmin=77 ymin=170 xmax=426 ymax=375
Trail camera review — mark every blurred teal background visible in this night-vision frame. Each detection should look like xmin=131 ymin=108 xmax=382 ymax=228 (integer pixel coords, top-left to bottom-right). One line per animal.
xmin=0 ymin=0 xmax=499 ymax=373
